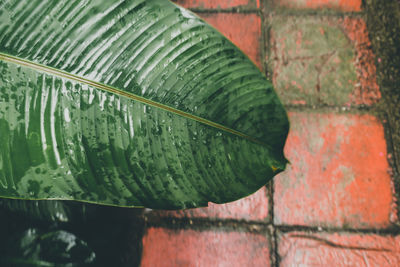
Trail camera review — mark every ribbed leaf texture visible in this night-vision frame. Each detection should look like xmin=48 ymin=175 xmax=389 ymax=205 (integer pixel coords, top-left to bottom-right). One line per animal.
xmin=0 ymin=0 xmax=289 ymax=209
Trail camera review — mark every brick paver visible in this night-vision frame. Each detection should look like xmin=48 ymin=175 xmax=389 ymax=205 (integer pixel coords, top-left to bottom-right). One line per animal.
xmin=141 ymin=227 xmax=271 ymax=266
xmin=274 ymin=112 xmax=395 ymax=228
xmin=268 ymin=16 xmax=380 ymax=106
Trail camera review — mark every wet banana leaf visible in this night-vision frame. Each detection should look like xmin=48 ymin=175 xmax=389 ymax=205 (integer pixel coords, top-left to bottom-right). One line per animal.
xmin=0 ymin=0 xmax=289 ymax=209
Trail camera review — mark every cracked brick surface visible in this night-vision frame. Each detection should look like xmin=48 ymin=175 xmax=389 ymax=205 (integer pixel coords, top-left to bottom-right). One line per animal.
xmin=278 ymin=231 xmax=400 ymax=266
xmin=268 ymin=16 xmax=380 ymax=106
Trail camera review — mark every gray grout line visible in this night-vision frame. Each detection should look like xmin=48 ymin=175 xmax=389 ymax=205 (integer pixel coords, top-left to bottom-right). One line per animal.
xmin=268 ymin=182 xmax=280 ymax=267
xmin=268 ymin=224 xmax=280 ymax=267
xmin=189 ymin=7 xmax=260 ymax=13
xmin=144 ymin=215 xmax=400 ymax=236
xmin=277 ymin=224 xmax=400 ymax=235
xmin=259 ymin=1 xmax=267 ymax=74
xmin=267 ymin=9 xmax=365 ymax=17
xmin=188 ymin=8 xmax=364 ymax=18
xmin=262 ymin=3 xmax=279 ymax=265
xmin=283 ymin=105 xmax=376 ymax=114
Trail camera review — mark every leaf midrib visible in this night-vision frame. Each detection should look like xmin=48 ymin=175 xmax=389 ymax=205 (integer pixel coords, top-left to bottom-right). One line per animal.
xmin=0 ymin=52 xmax=265 ymax=146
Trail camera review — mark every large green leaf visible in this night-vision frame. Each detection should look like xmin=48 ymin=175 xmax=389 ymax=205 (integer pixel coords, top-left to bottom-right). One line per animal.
xmin=0 ymin=0 xmax=289 ymax=209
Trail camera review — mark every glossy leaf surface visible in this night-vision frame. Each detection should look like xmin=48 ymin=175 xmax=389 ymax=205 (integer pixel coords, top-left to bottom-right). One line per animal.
xmin=0 ymin=0 xmax=289 ymax=209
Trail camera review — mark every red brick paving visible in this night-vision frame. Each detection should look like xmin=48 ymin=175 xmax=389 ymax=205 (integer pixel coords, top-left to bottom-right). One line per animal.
xmin=274 ymin=0 xmax=362 ymax=12
xmin=278 ymin=231 xmax=400 ymax=266
xmin=274 ymin=112 xmax=395 ymax=228
xmin=152 ymin=187 xmax=270 ymax=221
xmin=141 ymin=0 xmax=399 ymax=266
xmin=200 ymin=13 xmax=262 ymax=68
xmin=173 ymin=0 xmax=260 ymax=9
xmin=141 ymin=228 xmax=271 ymax=267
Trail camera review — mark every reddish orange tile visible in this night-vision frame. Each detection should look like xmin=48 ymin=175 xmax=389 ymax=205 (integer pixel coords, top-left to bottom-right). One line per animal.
xmin=141 ymin=228 xmax=271 ymax=266
xmin=274 ymin=112 xmax=395 ymax=228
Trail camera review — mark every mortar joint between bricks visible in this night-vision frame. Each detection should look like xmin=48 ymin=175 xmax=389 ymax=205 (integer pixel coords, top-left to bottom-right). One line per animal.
xmin=266 ymin=223 xmax=279 ymax=267
xmin=276 ymin=224 xmax=400 ymax=236
xmin=267 ymin=179 xmax=278 ymax=266
xmin=143 ymin=216 xmax=273 ymax=233
xmin=267 ymin=8 xmax=365 ymax=18
xmin=189 ymin=7 xmax=260 ymax=14
xmin=284 ymin=105 xmax=375 ymax=114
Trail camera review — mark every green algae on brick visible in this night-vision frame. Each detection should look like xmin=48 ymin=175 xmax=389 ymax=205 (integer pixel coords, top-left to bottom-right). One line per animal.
xmin=268 ymin=16 xmax=360 ymax=106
